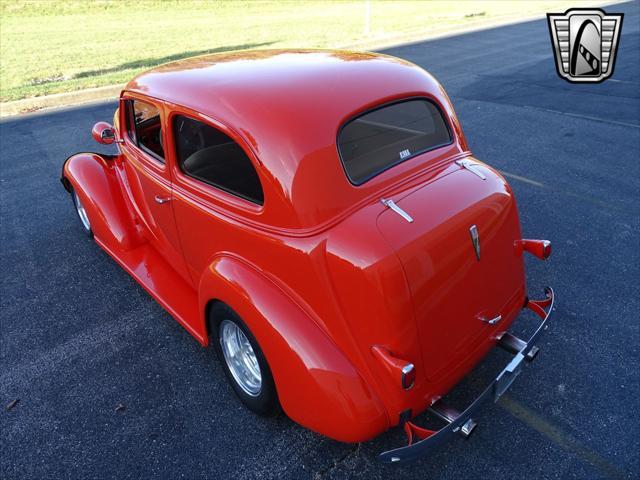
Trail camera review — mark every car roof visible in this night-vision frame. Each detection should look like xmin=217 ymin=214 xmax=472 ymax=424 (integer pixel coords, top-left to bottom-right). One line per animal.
xmin=124 ymin=50 xmax=465 ymax=231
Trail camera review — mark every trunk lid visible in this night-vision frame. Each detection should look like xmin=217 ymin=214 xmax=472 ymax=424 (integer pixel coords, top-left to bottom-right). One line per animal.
xmin=376 ymin=163 xmax=525 ymax=381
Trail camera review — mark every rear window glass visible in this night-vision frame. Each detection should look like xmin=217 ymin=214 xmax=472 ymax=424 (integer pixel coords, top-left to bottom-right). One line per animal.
xmin=337 ymin=99 xmax=452 ymax=185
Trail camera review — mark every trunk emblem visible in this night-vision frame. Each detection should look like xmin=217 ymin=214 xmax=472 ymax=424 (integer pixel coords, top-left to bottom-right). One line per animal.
xmin=470 ymin=225 xmax=481 ymax=260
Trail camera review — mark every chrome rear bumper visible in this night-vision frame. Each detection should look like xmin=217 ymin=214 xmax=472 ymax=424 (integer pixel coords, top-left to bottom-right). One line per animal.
xmin=378 ymin=287 xmax=555 ymax=464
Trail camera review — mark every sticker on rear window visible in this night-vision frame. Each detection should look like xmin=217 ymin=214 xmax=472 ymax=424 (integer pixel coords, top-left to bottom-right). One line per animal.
xmin=399 ymin=149 xmax=411 ymax=159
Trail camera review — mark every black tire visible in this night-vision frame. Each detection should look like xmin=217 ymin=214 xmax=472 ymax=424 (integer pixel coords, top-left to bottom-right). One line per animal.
xmin=210 ymin=302 xmax=279 ymax=416
xmin=70 ymin=188 xmax=93 ymax=238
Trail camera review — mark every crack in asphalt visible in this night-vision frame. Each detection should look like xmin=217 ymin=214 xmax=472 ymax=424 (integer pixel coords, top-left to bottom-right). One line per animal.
xmin=313 ymin=443 xmax=362 ymax=479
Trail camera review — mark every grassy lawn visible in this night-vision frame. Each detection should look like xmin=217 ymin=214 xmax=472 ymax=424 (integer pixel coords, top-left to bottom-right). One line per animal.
xmin=1 ymin=0 xmax=586 ymax=102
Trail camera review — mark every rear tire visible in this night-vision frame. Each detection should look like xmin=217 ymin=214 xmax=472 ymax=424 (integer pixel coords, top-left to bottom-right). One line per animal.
xmin=210 ymin=303 xmax=279 ymax=415
xmin=70 ymin=188 xmax=93 ymax=238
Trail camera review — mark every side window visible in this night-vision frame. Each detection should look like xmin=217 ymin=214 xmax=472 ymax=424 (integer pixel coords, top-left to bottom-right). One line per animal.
xmin=126 ymin=100 xmax=165 ymax=162
xmin=173 ymin=115 xmax=264 ymax=205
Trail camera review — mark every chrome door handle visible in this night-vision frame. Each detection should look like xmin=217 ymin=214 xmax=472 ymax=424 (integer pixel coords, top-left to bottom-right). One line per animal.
xmin=154 ymin=195 xmax=171 ymax=204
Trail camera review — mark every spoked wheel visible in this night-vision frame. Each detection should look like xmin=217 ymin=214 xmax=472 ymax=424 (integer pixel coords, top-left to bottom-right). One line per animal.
xmin=211 ymin=303 xmax=279 ymax=415
xmin=71 ymin=189 xmax=93 ymax=237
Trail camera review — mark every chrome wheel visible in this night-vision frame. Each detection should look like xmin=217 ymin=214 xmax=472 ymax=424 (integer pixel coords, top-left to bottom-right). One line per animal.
xmin=73 ymin=191 xmax=91 ymax=232
xmin=219 ymin=319 xmax=262 ymax=396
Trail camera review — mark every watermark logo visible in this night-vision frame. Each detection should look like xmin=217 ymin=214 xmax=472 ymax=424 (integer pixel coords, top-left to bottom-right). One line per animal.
xmin=547 ymin=8 xmax=623 ymax=83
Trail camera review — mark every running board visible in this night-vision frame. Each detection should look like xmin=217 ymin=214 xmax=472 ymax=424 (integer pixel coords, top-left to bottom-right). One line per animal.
xmin=94 ymin=236 xmax=205 ymax=345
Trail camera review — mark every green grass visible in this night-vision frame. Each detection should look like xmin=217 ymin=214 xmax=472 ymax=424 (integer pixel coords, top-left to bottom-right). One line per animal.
xmin=1 ymin=0 xmax=580 ymax=102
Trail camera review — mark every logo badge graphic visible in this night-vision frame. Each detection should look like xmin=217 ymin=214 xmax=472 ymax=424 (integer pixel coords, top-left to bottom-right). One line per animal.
xmin=547 ymin=8 xmax=623 ymax=83
xmin=469 ymin=225 xmax=480 ymax=261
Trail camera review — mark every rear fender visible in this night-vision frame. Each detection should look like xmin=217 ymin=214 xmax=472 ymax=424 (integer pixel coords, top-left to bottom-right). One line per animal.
xmin=62 ymin=153 xmax=143 ymax=251
xmin=198 ymin=254 xmax=389 ymax=442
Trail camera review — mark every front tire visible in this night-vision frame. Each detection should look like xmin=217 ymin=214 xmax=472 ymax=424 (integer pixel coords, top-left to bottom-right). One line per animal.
xmin=210 ymin=303 xmax=279 ymax=415
xmin=71 ymin=188 xmax=93 ymax=238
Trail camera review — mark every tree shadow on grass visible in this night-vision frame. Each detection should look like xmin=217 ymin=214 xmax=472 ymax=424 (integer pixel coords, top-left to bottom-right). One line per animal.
xmin=72 ymin=41 xmax=276 ymax=79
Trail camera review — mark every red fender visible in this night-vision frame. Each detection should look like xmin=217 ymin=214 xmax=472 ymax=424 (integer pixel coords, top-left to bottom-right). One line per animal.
xmin=198 ymin=254 xmax=389 ymax=442
xmin=62 ymin=153 xmax=143 ymax=251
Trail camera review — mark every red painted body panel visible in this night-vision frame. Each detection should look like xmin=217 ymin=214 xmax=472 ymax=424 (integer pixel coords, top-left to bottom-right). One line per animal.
xmin=63 ymin=153 xmax=144 ymax=251
xmin=61 ymin=50 xmax=548 ymax=443
xmin=376 ymin=165 xmax=525 ymax=381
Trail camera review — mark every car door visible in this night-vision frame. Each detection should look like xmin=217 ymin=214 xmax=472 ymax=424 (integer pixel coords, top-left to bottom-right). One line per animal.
xmin=119 ymin=95 xmax=193 ymax=286
xmin=165 ymin=110 xmax=265 ymax=282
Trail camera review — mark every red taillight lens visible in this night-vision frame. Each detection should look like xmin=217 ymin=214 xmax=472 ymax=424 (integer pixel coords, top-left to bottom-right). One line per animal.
xmin=518 ymin=239 xmax=552 ymax=260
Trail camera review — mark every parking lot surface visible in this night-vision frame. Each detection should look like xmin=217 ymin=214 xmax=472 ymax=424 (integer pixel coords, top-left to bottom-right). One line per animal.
xmin=1 ymin=2 xmax=638 ymax=478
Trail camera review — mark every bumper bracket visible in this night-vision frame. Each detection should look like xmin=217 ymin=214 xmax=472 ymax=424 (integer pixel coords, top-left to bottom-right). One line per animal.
xmin=378 ymin=287 xmax=555 ymax=464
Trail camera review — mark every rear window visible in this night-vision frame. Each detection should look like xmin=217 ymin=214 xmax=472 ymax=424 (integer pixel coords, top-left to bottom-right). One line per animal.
xmin=337 ymin=99 xmax=452 ymax=185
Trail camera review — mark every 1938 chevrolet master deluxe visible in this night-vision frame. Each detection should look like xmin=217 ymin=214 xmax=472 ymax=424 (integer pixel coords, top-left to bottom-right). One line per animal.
xmin=61 ymin=50 xmax=554 ymax=463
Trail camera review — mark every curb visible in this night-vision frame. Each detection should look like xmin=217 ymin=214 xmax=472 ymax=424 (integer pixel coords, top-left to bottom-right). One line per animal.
xmin=0 ymin=84 xmax=124 ymax=117
xmin=0 ymin=0 xmax=622 ymax=118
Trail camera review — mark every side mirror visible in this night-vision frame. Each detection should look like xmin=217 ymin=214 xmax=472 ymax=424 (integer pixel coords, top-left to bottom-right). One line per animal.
xmin=92 ymin=121 xmax=117 ymax=145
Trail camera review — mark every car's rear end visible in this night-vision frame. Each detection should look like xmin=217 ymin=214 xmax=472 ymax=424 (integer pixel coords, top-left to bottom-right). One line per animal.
xmin=322 ymin=91 xmax=554 ymax=463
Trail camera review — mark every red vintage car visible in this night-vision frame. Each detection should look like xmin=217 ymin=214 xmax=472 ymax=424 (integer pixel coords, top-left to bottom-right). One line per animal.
xmin=61 ymin=50 xmax=554 ymax=463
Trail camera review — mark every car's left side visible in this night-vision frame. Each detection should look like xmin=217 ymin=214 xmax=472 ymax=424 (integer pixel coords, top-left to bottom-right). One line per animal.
xmin=61 ymin=91 xmax=392 ymax=444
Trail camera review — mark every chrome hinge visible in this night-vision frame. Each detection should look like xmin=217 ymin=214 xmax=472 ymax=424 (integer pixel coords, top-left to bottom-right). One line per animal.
xmin=456 ymin=159 xmax=486 ymax=180
xmin=380 ymin=198 xmax=413 ymax=223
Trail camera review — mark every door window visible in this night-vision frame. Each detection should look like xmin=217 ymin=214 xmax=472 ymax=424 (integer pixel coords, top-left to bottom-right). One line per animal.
xmin=126 ymin=99 xmax=165 ymax=162
xmin=173 ymin=115 xmax=264 ymax=205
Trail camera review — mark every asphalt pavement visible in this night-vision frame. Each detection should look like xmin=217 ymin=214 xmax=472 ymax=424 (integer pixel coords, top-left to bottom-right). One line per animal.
xmin=1 ymin=2 xmax=639 ymax=479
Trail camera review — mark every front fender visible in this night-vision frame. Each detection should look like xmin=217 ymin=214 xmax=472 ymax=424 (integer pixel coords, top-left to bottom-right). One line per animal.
xmin=198 ymin=254 xmax=389 ymax=442
xmin=62 ymin=153 xmax=143 ymax=251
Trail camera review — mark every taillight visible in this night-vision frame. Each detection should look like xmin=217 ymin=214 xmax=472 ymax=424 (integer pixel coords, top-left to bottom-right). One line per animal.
xmin=402 ymin=363 xmax=416 ymax=390
xmin=516 ymin=239 xmax=552 ymax=260
xmin=371 ymin=346 xmax=416 ymax=391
